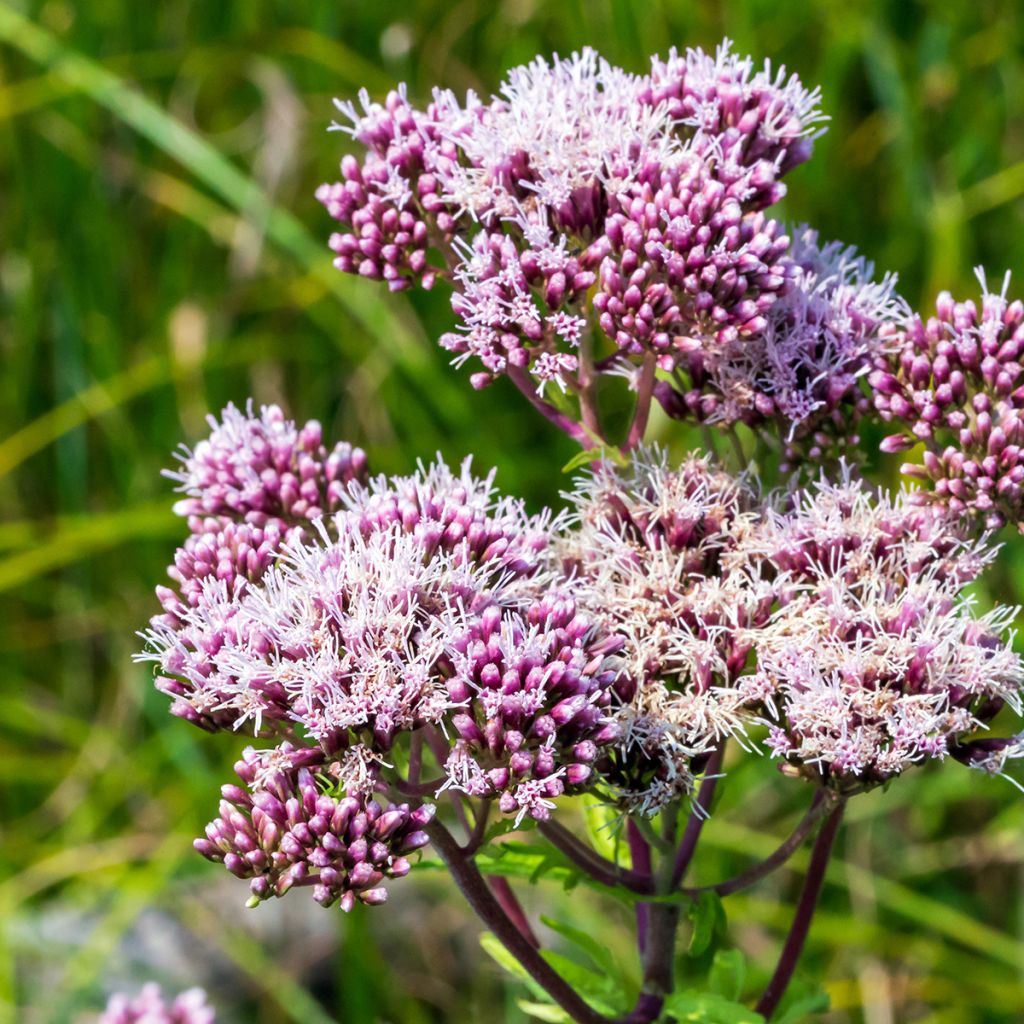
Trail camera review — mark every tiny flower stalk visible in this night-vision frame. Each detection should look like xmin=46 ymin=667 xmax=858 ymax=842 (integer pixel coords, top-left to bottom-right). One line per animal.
xmin=134 ymin=35 xmax=1024 ymax=1024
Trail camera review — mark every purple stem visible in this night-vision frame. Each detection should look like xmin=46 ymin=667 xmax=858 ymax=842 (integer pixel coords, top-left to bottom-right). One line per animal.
xmin=507 ymin=364 xmax=596 ymax=448
xmin=395 ymin=776 xmax=446 ymax=796
xmin=686 ymin=790 xmax=830 ymax=898
xmin=624 ymin=354 xmax=657 ymax=452
xmin=487 ymin=875 xmax=540 ymax=949
xmin=426 ymin=819 xmax=610 ymax=1024
xmin=537 ymin=821 xmax=654 ymax=894
xmin=670 ymin=745 xmax=724 ymax=890
xmin=627 ymin=820 xmax=652 ymax=955
xmin=622 ymin=813 xmax=681 ymax=1024
xmin=407 ymin=731 xmax=423 ymax=786
xmin=755 ymin=801 xmax=845 ymax=1020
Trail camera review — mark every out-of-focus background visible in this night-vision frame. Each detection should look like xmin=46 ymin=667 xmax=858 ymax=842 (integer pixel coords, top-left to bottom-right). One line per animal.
xmin=2 ymin=1 xmax=1024 ymax=1021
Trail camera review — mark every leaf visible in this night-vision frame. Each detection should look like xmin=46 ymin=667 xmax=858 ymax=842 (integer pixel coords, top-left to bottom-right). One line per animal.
xmin=539 ymin=951 xmax=622 ymax=1014
xmin=561 ymin=444 xmax=627 ymax=473
xmin=662 ymin=989 xmax=765 ymax=1024
xmin=479 ymin=932 xmax=547 ymax=1003
xmin=474 ymin=842 xmax=583 ymax=892
xmin=708 ymin=949 xmax=747 ymax=1002
xmin=517 ymin=1001 xmax=572 ymax=1023
xmin=773 ymin=989 xmax=830 ymax=1024
xmin=540 ymin=915 xmax=620 ymax=982
xmin=687 ymin=891 xmax=725 ymax=958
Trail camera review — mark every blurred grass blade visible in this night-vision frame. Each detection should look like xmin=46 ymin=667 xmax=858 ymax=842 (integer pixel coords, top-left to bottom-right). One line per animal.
xmin=0 ymin=501 xmax=176 ymax=593
xmin=0 ymin=355 xmax=167 ymax=478
xmin=0 ymin=5 xmax=468 ymax=414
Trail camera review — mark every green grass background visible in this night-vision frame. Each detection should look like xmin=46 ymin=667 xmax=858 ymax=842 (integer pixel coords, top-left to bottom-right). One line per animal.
xmin=2 ymin=0 xmax=1024 ymax=1021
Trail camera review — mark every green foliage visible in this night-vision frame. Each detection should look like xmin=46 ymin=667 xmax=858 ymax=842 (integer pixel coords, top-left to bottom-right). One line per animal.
xmin=686 ymin=892 xmax=728 ymax=958
xmin=661 ymin=990 xmax=764 ymax=1023
xmin=3 ymin=1 xmax=1024 ymax=1021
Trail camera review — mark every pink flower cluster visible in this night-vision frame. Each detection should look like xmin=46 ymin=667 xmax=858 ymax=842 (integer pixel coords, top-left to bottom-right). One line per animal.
xmin=99 ymin=985 xmax=214 ymax=1024
xmin=196 ymin=745 xmax=433 ymax=910
xmin=318 ymin=42 xmax=894 ymax=453
xmin=140 ymin=404 xmax=628 ymax=908
xmin=749 ymin=474 xmax=1018 ymax=784
xmin=141 ymin=402 xmax=1024 ymax=921
xmin=872 ymin=271 xmax=1024 ymax=529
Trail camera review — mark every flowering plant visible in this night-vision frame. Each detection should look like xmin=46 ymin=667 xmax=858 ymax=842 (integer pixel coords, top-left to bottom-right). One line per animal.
xmin=137 ymin=40 xmax=1024 ymax=1024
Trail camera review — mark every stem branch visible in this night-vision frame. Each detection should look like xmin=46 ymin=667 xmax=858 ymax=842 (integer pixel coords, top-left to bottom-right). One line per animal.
xmin=507 ymin=364 xmax=595 ymax=449
xmin=670 ymin=745 xmax=724 ymax=889
xmin=755 ymin=801 xmax=845 ymax=1020
xmin=624 ymin=354 xmax=657 ymax=452
xmin=426 ymin=819 xmax=610 ymax=1024
xmin=687 ymin=790 xmax=831 ymax=898
xmin=538 ymin=820 xmax=655 ymax=894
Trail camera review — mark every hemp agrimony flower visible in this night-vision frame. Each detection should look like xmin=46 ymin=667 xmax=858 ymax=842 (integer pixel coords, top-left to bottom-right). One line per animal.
xmin=748 ymin=475 xmax=1024 ymax=784
xmin=98 ymin=985 xmax=215 ymax=1024
xmin=559 ymin=448 xmax=767 ymax=814
xmin=872 ymin=270 xmax=1024 ymax=529
xmin=134 ymin=36 xmax=1024 ymax=1024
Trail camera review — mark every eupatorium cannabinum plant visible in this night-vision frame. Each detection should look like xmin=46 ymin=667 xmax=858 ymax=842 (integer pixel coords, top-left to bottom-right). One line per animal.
xmin=136 ymin=39 xmax=1024 ymax=1024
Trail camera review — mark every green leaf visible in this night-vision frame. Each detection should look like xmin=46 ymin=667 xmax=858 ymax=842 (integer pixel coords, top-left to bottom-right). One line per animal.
xmin=687 ymin=891 xmax=726 ymax=958
xmin=561 ymin=444 xmax=626 ymax=474
xmin=539 ymin=951 xmax=622 ymax=1014
xmin=479 ymin=932 xmax=546 ymax=1002
xmin=540 ymin=916 xmax=619 ymax=979
xmin=773 ymin=989 xmax=830 ymax=1024
xmin=662 ymin=989 xmax=765 ymax=1024
xmin=517 ymin=1002 xmax=572 ymax=1023
xmin=708 ymin=949 xmax=747 ymax=1002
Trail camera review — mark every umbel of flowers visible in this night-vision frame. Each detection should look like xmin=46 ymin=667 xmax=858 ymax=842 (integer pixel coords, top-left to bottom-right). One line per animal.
xmin=98 ymin=985 xmax=215 ymax=1024
xmin=137 ymin=39 xmax=1024 ymax=1024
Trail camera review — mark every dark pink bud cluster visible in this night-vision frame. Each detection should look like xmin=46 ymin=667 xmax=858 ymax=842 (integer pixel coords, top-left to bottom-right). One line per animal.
xmin=316 ymin=86 xmax=468 ymax=290
xmin=439 ymin=229 xmax=597 ymax=391
xmin=595 ymin=156 xmax=792 ymax=362
xmin=154 ymin=516 xmax=286 ymax=625
xmin=195 ymin=746 xmax=433 ymax=911
xmin=870 ymin=272 xmax=1024 ymax=528
xmin=144 ymin=403 xmax=369 ymax=732
xmin=167 ymin=401 xmax=368 ymax=526
xmin=650 ymin=229 xmax=905 ymax=463
xmin=640 ymin=40 xmax=827 ymax=209
xmin=342 ymin=456 xmax=553 ymax=577
xmin=99 ymin=985 xmax=215 ymax=1024
xmin=442 ymin=597 xmax=624 ymax=825
xmin=321 ymin=44 xmax=824 ymax=399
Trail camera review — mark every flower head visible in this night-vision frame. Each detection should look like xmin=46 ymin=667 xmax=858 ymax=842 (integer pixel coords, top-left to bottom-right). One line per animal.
xmin=442 ymin=596 xmax=624 ymax=825
xmin=870 ymin=270 xmax=1024 ymax=529
xmin=691 ymin=228 xmax=906 ymax=464
xmin=321 ymin=43 xmax=825 ymax=402
xmin=195 ymin=745 xmax=433 ymax=911
xmin=166 ymin=401 xmax=368 ymax=526
xmin=99 ymin=985 xmax=214 ymax=1024
xmin=749 ymin=473 xmax=1021 ymax=785
xmin=560 ymin=448 xmax=767 ymax=813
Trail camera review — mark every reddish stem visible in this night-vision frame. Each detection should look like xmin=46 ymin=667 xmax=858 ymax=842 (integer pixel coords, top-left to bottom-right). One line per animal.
xmin=627 ymin=820 xmax=653 ymax=955
xmin=507 ymin=364 xmax=595 ymax=448
xmin=487 ymin=875 xmax=540 ymax=948
xmin=755 ymin=802 xmax=845 ymax=1020
xmin=426 ymin=819 xmax=610 ymax=1024
xmin=624 ymin=354 xmax=657 ymax=452
xmin=686 ymin=790 xmax=830 ymax=898
xmin=537 ymin=820 xmax=654 ymax=894
xmin=670 ymin=745 xmax=724 ymax=889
